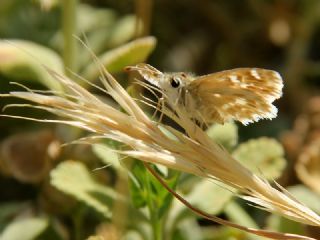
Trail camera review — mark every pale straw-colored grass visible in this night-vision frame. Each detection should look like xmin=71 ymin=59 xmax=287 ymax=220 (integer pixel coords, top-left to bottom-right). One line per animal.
xmin=1 ymin=63 xmax=320 ymax=239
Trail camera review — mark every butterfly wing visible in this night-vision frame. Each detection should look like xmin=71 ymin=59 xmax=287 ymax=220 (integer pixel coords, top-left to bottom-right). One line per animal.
xmin=188 ymin=68 xmax=283 ymax=125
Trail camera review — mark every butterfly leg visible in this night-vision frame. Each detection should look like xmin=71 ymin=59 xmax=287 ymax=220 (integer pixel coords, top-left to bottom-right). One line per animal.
xmin=152 ymin=96 xmax=165 ymax=124
xmin=151 ymin=97 xmax=161 ymax=120
xmin=158 ymin=96 xmax=165 ymax=123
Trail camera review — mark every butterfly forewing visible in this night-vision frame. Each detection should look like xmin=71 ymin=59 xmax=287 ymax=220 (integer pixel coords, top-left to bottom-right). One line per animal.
xmin=188 ymin=68 xmax=283 ymax=125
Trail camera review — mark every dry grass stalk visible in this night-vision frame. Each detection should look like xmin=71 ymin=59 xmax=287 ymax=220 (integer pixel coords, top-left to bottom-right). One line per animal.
xmin=1 ymin=64 xmax=320 ymax=239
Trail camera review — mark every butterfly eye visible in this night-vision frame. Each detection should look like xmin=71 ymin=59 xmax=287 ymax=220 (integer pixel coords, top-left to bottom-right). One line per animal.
xmin=170 ymin=77 xmax=180 ymax=88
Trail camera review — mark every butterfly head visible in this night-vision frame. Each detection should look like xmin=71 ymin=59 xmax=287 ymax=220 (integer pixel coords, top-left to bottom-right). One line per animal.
xmin=125 ymin=64 xmax=192 ymax=99
xmin=153 ymin=72 xmax=195 ymax=102
xmin=162 ymin=72 xmax=188 ymax=89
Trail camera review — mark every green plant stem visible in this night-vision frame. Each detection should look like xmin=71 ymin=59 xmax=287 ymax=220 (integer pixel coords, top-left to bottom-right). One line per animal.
xmin=73 ymin=204 xmax=86 ymax=240
xmin=112 ymin=170 xmax=129 ymax=237
xmin=151 ymin=214 xmax=163 ymax=240
xmin=145 ymin=168 xmax=163 ymax=240
xmin=62 ymin=0 xmax=78 ymax=76
xmin=135 ymin=0 xmax=153 ymax=37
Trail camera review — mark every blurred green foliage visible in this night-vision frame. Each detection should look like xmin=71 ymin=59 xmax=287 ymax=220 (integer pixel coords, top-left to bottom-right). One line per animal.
xmin=0 ymin=0 xmax=319 ymax=240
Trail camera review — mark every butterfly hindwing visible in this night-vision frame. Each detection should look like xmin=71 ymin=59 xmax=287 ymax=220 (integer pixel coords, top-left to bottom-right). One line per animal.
xmin=188 ymin=68 xmax=283 ymax=125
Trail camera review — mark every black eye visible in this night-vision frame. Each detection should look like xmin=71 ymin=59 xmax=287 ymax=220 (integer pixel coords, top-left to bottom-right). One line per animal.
xmin=170 ymin=77 xmax=180 ymax=88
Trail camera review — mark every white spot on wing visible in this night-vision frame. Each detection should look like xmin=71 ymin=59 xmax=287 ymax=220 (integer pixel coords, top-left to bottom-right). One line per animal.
xmin=250 ymin=69 xmax=261 ymax=79
xmin=235 ymin=98 xmax=247 ymax=105
xmin=222 ymin=104 xmax=230 ymax=111
xmin=240 ymin=83 xmax=249 ymax=88
xmin=229 ymin=75 xmax=240 ymax=83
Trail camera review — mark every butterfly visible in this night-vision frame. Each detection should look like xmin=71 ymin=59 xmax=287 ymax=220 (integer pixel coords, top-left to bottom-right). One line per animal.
xmin=125 ymin=63 xmax=283 ymax=125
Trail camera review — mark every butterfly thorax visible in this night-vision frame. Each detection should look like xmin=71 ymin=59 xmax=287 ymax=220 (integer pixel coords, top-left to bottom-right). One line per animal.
xmin=159 ymin=72 xmax=203 ymax=122
xmin=160 ymin=72 xmax=194 ymax=103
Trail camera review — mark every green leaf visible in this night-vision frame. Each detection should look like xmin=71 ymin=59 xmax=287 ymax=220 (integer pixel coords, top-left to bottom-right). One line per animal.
xmin=206 ymin=122 xmax=238 ymax=150
xmin=129 ymin=160 xmax=149 ymax=208
xmin=158 ymin=125 xmax=179 ymax=141
xmin=129 ymin=161 xmax=177 ymax=219
xmin=51 ymin=4 xmax=116 ymax=53
xmin=123 ymin=230 xmax=145 ymax=240
xmin=77 ymin=4 xmax=116 ymax=34
xmin=35 ymin=0 xmax=59 ymax=10
xmin=266 ymin=214 xmax=305 ymax=235
xmin=173 ymin=218 xmax=203 ymax=240
xmin=87 ymin=236 xmax=105 ymax=240
xmin=92 ymin=143 xmax=122 ymax=170
xmin=223 ymin=201 xmax=259 ymax=229
xmin=156 ymin=171 xmax=179 ymax=219
xmin=202 ymin=226 xmax=247 ymax=240
xmin=50 ymin=160 xmax=119 ymax=218
xmin=287 ymin=185 xmax=320 ymax=214
xmin=232 ymin=137 xmax=286 ymax=180
xmin=75 ymin=5 xmax=117 ymax=67
xmin=166 ymin=178 xmax=234 ymax=233
xmin=82 ymin=36 xmax=157 ymax=80
xmin=0 ymin=40 xmax=64 ymax=91
xmin=0 ymin=202 xmax=27 ymax=232
xmin=186 ymin=179 xmax=234 ymax=215
xmin=107 ymin=15 xmax=139 ymax=48
xmin=0 ymin=218 xmax=48 ymax=240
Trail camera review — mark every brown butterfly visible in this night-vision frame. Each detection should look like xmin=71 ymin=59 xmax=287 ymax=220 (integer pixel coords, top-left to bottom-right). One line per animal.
xmin=125 ymin=63 xmax=283 ymax=125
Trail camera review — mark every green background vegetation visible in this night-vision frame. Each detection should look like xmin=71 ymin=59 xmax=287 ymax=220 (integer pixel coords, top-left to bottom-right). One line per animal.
xmin=0 ymin=1 xmax=319 ymax=239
